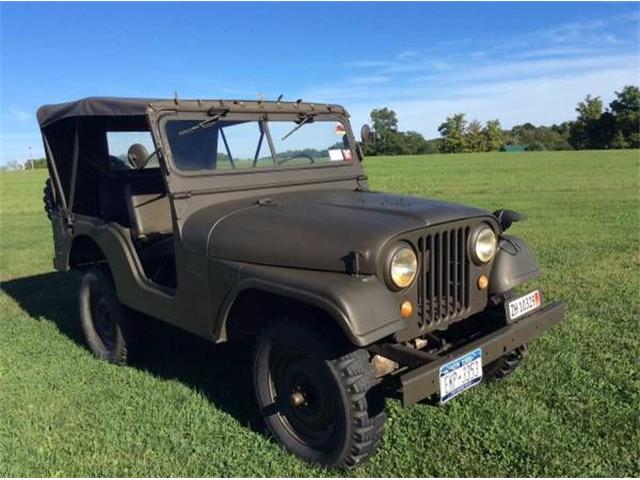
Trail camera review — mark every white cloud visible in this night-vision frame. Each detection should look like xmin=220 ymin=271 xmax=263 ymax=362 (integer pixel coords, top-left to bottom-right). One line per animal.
xmin=397 ymin=50 xmax=418 ymax=60
xmin=302 ymin=11 xmax=640 ymax=140
xmin=8 ymin=107 xmax=32 ymax=121
xmin=507 ymin=46 xmax=600 ymax=60
xmin=449 ymin=54 xmax=637 ymax=84
xmin=344 ymin=66 xmax=639 ymax=139
xmin=499 ymin=11 xmax=637 ymax=54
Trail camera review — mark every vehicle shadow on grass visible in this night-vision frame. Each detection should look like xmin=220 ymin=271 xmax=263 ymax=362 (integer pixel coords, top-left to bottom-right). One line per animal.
xmin=2 ymin=271 xmax=265 ymax=435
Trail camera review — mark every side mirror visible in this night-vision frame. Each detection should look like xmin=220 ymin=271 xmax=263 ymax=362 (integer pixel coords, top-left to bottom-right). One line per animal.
xmin=127 ymin=143 xmax=150 ymax=170
xmin=493 ymin=209 xmax=527 ymax=231
xmin=360 ymin=124 xmax=373 ymax=144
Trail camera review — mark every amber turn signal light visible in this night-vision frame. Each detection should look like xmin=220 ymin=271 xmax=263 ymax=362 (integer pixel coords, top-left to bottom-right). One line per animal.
xmin=477 ymin=274 xmax=489 ymax=290
xmin=400 ymin=300 xmax=413 ymax=318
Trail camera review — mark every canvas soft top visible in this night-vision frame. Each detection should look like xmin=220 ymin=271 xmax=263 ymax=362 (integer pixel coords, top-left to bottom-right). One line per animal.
xmin=37 ymin=97 xmax=348 ymax=128
xmin=36 ymin=97 xmax=159 ymax=128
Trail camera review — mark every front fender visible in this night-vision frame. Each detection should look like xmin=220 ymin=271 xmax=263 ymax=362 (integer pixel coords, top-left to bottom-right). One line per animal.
xmin=217 ymin=263 xmax=409 ymax=347
xmin=489 ymin=235 xmax=540 ymax=294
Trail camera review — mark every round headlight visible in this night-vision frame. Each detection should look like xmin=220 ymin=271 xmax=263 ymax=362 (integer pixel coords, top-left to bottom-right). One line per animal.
xmin=473 ymin=226 xmax=498 ymax=264
xmin=389 ymin=246 xmax=418 ymax=289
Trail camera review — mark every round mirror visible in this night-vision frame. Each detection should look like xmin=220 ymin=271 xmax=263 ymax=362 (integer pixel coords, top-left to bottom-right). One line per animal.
xmin=360 ymin=124 xmax=373 ymax=144
xmin=127 ymin=143 xmax=150 ymax=170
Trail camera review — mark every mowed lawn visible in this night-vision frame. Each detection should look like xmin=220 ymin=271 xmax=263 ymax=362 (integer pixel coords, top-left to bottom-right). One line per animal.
xmin=1 ymin=150 xmax=638 ymax=476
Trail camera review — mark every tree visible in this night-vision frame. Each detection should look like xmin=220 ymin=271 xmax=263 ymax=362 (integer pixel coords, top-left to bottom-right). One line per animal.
xmin=566 ymin=87 xmax=640 ymax=149
xmin=423 ymin=138 xmax=441 ymax=154
xmin=438 ymin=113 xmax=467 ymax=153
xmin=525 ymin=142 xmax=545 ymax=151
xmin=365 ymin=107 xmax=430 ymax=156
xmin=577 ymin=95 xmax=603 ymax=120
xmin=609 ymin=85 xmax=640 ymax=148
xmin=367 ymin=107 xmax=404 ymax=155
xmin=509 ymin=122 xmax=572 ymax=150
xmin=482 ymin=119 xmax=503 ymax=151
xmin=465 ymin=119 xmax=484 ymax=152
xmin=611 ymin=131 xmax=629 ymax=149
xmin=401 ymin=131 xmax=429 ymax=155
xmin=569 ymin=95 xmax=604 ymax=149
xmin=30 ymin=157 xmax=47 ymax=169
xmin=597 ymin=111 xmax=617 ymax=149
xmin=370 ymin=108 xmax=399 ymax=133
xmin=5 ymin=160 xmax=23 ymax=170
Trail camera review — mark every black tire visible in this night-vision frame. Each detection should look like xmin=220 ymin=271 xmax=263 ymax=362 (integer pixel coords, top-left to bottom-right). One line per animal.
xmin=43 ymin=178 xmax=54 ymax=220
xmin=253 ymin=320 xmax=386 ymax=470
xmin=485 ymin=344 xmax=527 ymax=381
xmin=78 ymin=266 xmax=130 ymax=365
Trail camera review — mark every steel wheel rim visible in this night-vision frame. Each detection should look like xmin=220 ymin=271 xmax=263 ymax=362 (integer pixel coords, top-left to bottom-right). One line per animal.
xmin=268 ymin=346 xmax=338 ymax=448
xmin=89 ymin=280 xmax=116 ymax=350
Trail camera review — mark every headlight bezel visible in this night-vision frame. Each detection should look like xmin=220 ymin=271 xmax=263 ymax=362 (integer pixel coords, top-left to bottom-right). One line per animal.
xmin=470 ymin=224 xmax=498 ymax=265
xmin=384 ymin=242 xmax=418 ymax=290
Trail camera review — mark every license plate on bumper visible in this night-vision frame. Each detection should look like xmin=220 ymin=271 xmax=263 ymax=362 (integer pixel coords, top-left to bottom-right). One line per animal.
xmin=507 ymin=290 xmax=542 ymax=321
xmin=439 ymin=348 xmax=483 ymax=403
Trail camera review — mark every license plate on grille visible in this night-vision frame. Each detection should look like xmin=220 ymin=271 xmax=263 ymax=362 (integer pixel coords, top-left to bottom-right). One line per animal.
xmin=439 ymin=348 xmax=483 ymax=403
xmin=507 ymin=290 xmax=542 ymax=321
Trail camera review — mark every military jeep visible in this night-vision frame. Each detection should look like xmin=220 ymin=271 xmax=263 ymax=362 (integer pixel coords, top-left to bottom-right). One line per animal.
xmin=38 ymin=97 xmax=564 ymax=469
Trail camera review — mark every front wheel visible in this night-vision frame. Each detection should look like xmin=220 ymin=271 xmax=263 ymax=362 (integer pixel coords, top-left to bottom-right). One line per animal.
xmin=253 ymin=320 xmax=386 ymax=469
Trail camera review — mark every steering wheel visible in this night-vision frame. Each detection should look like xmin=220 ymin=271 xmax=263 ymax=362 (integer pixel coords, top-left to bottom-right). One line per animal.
xmin=278 ymin=153 xmax=315 ymax=165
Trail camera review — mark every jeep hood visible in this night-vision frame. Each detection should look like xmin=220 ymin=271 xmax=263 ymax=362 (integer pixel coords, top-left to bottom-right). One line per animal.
xmin=182 ymin=189 xmax=490 ymax=274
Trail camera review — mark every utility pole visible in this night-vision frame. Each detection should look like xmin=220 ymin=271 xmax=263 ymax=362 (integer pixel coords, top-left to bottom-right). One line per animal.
xmin=28 ymin=146 xmax=33 ymax=169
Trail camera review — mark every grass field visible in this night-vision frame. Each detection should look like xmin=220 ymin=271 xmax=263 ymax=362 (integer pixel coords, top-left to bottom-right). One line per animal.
xmin=1 ymin=150 xmax=639 ymax=476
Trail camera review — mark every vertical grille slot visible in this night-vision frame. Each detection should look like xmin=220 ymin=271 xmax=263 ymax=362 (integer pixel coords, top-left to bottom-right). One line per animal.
xmin=420 ymin=225 xmax=470 ymax=326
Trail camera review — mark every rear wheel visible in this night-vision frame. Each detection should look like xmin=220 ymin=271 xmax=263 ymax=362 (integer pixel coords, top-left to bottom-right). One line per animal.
xmin=253 ymin=320 xmax=386 ymax=469
xmin=485 ymin=344 xmax=527 ymax=380
xmin=78 ymin=266 xmax=131 ymax=365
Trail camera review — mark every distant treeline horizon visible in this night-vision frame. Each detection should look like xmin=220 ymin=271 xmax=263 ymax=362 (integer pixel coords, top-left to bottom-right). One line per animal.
xmin=364 ymin=84 xmax=640 ymax=156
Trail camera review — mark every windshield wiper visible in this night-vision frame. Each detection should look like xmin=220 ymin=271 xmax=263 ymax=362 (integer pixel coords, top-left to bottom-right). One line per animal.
xmin=281 ymin=113 xmax=315 ymax=141
xmin=178 ymin=109 xmax=229 ymax=136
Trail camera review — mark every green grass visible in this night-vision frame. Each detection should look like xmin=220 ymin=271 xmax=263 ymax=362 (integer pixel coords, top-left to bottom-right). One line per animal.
xmin=1 ymin=150 xmax=639 ymax=476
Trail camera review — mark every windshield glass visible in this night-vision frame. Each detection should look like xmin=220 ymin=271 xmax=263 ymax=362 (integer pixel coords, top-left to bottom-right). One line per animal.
xmin=163 ymin=118 xmax=353 ymax=172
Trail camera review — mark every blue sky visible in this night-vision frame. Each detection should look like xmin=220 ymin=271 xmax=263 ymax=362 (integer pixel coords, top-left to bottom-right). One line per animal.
xmin=1 ymin=2 xmax=639 ymax=164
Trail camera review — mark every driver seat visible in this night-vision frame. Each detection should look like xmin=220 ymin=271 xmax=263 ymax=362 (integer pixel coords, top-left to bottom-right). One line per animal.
xmin=124 ymin=185 xmax=172 ymax=242
xmin=122 ymin=143 xmax=173 ymax=243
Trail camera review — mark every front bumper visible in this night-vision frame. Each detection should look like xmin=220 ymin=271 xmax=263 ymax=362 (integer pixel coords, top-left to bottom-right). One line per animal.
xmin=400 ymin=301 xmax=565 ymax=406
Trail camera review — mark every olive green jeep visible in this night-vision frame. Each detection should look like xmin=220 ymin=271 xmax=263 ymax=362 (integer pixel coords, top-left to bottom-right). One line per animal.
xmin=38 ymin=97 xmax=564 ymax=469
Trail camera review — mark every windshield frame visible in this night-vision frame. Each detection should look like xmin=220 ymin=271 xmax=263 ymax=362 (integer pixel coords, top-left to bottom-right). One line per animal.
xmin=156 ymin=111 xmax=358 ymax=178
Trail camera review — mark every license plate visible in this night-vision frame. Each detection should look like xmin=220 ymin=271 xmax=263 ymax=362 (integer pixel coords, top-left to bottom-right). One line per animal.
xmin=507 ymin=290 xmax=542 ymax=321
xmin=439 ymin=348 xmax=483 ymax=403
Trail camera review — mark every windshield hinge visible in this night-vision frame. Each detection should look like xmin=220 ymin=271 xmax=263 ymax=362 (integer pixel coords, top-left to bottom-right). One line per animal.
xmin=173 ymin=191 xmax=192 ymax=200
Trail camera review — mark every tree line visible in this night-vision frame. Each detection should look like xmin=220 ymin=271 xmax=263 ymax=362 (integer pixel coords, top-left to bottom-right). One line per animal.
xmin=1 ymin=157 xmax=47 ymax=171
xmin=364 ymin=85 xmax=639 ymax=155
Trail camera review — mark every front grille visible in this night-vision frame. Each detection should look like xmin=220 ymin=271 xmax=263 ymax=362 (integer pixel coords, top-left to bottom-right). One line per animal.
xmin=417 ymin=225 xmax=471 ymax=326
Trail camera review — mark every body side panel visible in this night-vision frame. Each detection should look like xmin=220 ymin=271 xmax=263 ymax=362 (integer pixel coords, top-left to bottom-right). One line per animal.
xmin=66 ymin=219 xmax=212 ymax=339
